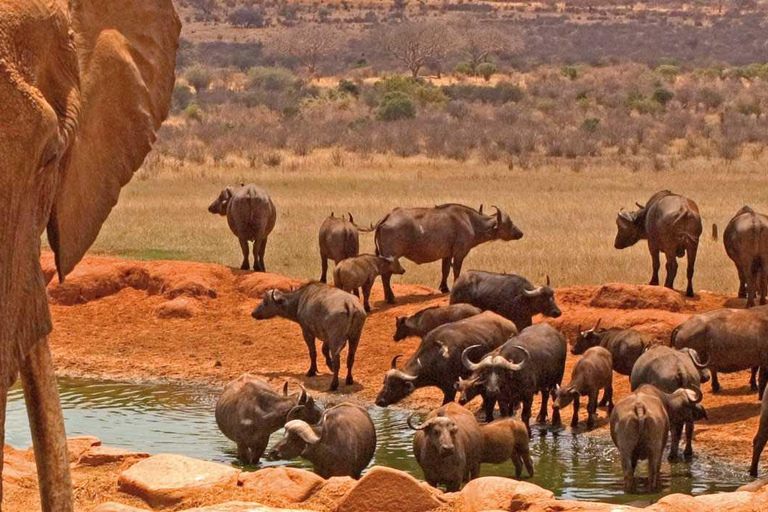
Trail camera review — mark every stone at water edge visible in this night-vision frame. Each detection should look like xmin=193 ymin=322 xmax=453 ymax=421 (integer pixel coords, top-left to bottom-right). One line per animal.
xmin=336 ymin=466 xmax=444 ymax=512
xmin=181 ymin=503 xmax=306 ymax=512
xmin=453 ymin=477 xmax=554 ymax=512
xmin=65 ymin=435 xmax=102 ymax=463
xmin=646 ymin=490 xmax=768 ymax=511
xmin=522 ymin=500 xmax=639 ymax=511
xmin=117 ymin=453 xmax=240 ymax=508
xmin=737 ymin=478 xmax=768 ymax=492
xmin=238 ymin=467 xmax=325 ymax=503
xmin=91 ymin=503 xmax=151 ymax=512
xmin=77 ymin=446 xmax=150 ymax=467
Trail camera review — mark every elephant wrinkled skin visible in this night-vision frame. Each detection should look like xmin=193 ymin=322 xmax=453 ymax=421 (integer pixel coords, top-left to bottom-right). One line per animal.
xmin=0 ymin=1 xmax=180 ymax=510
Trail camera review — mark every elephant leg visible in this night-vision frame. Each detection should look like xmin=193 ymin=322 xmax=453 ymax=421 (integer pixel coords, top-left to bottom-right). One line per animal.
xmin=238 ymin=238 xmax=250 ymax=271
xmin=685 ymin=244 xmax=697 ymax=297
xmin=439 ymin=257 xmax=451 ymax=293
xmin=20 ymin=340 xmax=73 ymax=512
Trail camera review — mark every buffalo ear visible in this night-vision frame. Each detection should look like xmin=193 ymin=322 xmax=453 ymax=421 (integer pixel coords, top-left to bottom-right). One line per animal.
xmin=47 ymin=0 xmax=180 ymax=280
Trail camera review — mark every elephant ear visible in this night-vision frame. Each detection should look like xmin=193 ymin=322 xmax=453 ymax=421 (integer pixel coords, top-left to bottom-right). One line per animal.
xmin=47 ymin=0 xmax=180 ymax=280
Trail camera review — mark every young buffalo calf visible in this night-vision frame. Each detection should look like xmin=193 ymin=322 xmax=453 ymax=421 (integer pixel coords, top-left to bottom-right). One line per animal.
xmin=480 ymin=417 xmax=534 ymax=479
xmin=394 ymin=304 xmax=482 ymax=341
xmin=334 ymin=254 xmax=405 ymax=312
xmin=553 ymin=346 xmax=613 ymax=429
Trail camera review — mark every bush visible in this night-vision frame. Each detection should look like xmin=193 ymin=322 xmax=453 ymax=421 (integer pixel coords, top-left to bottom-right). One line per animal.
xmin=582 ymin=117 xmax=600 ymax=133
xmin=186 ymin=65 xmax=213 ymax=92
xmin=247 ymin=67 xmax=301 ymax=92
xmin=656 ymin=64 xmax=679 ymax=80
xmin=561 ymin=65 xmax=578 ymax=80
xmin=172 ymin=84 xmax=194 ymax=112
xmin=443 ymin=82 xmax=524 ymax=104
xmin=228 ymin=7 xmax=266 ymax=27
xmin=185 ymin=104 xmax=203 ymax=122
xmin=652 ymin=87 xmax=674 ymax=106
xmin=376 ymin=92 xmax=416 ymax=121
xmin=477 ymin=62 xmax=498 ymax=82
xmin=454 ymin=62 xmax=475 ymax=76
xmin=338 ymin=79 xmax=360 ymax=97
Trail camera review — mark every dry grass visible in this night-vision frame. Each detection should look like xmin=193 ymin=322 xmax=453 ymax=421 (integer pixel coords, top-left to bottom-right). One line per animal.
xmin=72 ymin=150 xmax=768 ymax=296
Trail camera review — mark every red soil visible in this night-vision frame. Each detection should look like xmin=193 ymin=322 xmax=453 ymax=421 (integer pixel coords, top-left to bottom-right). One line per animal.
xmin=40 ymin=253 xmax=761 ymax=468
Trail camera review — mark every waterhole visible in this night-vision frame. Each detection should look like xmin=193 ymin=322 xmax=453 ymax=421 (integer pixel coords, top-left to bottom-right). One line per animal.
xmin=5 ymin=378 xmax=752 ymax=505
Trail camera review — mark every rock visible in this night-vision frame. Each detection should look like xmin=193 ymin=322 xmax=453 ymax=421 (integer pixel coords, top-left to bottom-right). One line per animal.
xmin=65 ymin=436 xmax=102 ymax=463
xmin=77 ymin=446 xmax=150 ymax=467
xmin=91 ymin=503 xmax=151 ymax=512
xmin=737 ymin=478 xmax=768 ymax=492
xmin=337 ymin=466 xmax=444 ymax=512
xmin=2 ymin=444 xmax=37 ymax=485
xmin=302 ymin=476 xmax=357 ymax=511
xmin=590 ymin=283 xmax=685 ymax=312
xmin=647 ymin=491 xmax=768 ymax=511
xmin=117 ymin=454 xmax=240 ymax=508
xmin=238 ymin=467 xmax=325 ymax=503
xmin=453 ymin=477 xmax=554 ymax=512
xmin=182 ymin=503 xmax=304 ymax=512
xmin=236 ymin=273 xmax=304 ymax=299
xmin=523 ymin=500 xmax=638 ymax=511
xmin=155 ymin=297 xmax=202 ymax=319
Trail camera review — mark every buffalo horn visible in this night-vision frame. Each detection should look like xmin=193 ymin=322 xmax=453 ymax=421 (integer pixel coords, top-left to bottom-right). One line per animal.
xmin=688 ymin=349 xmax=710 ymax=369
xmin=686 ymin=384 xmax=704 ymax=404
xmin=461 ymin=345 xmax=484 ymax=371
xmin=282 ymin=382 xmax=289 ymax=397
xmin=496 ymin=345 xmax=530 ymax=372
xmin=391 ymin=355 xmax=403 ymax=370
xmin=407 ymin=412 xmax=428 ymax=431
xmin=284 ymin=420 xmax=321 ymax=445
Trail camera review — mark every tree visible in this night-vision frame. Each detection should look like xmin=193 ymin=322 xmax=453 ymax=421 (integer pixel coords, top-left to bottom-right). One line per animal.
xmin=270 ymin=25 xmax=343 ymax=77
xmin=380 ymin=21 xmax=454 ymax=79
xmin=456 ymin=19 xmax=522 ymax=74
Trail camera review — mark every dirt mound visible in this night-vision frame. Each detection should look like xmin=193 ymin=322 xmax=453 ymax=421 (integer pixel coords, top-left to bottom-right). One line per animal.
xmin=588 ymin=283 xmax=686 ymax=312
xmin=236 ymin=272 xmax=306 ymax=299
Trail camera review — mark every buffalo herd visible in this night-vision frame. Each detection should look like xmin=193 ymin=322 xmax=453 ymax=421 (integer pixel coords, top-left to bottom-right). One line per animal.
xmin=211 ymin=185 xmax=768 ymax=494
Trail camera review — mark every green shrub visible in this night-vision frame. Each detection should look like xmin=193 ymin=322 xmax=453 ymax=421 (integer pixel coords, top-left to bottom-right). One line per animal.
xmin=698 ymin=87 xmax=724 ymax=109
xmin=582 ymin=118 xmax=600 ymax=133
xmin=655 ymin=64 xmax=679 ymax=80
xmin=561 ymin=65 xmax=578 ymax=80
xmin=652 ymin=87 xmax=674 ymax=106
xmin=477 ymin=62 xmax=498 ymax=82
xmin=172 ymin=84 xmax=194 ymax=111
xmin=247 ymin=67 xmax=301 ymax=92
xmin=376 ymin=92 xmax=416 ymax=121
xmin=185 ymin=65 xmax=213 ymax=92
xmin=454 ymin=62 xmax=475 ymax=76
xmin=185 ymin=104 xmax=203 ymax=122
xmin=338 ymin=79 xmax=360 ymax=97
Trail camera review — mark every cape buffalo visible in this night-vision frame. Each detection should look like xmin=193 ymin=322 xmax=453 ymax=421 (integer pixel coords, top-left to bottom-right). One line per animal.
xmin=552 ymin=346 xmax=614 ymax=429
xmin=209 ymin=183 xmax=277 ymax=272
xmin=572 ymin=320 xmax=653 ymax=376
xmin=215 ymin=375 xmax=321 ymax=464
xmin=373 ymin=204 xmax=523 ymax=302
xmin=611 ymin=389 xmax=669 ymax=493
xmin=333 ymin=254 xmax=405 ymax=312
xmin=252 ymin=283 xmax=366 ymax=391
xmin=450 ymin=270 xmax=562 ymax=330
xmin=393 ymin=304 xmax=483 ymax=341
xmin=630 ymin=345 xmax=710 ymax=394
xmin=724 ymin=206 xmax=768 ymax=307
xmin=319 ymin=213 xmax=371 ymax=284
xmin=409 ymin=402 xmax=484 ymax=491
xmin=375 ymin=311 xmax=517 ymax=407
xmin=614 ymin=190 xmax=702 ymax=297
xmin=480 ymin=417 xmax=534 ymax=479
xmin=672 ymin=306 xmax=768 ymax=398
xmin=458 ymin=323 xmax=567 ymax=429
xmin=268 ymin=403 xmax=376 ymax=479
xmin=750 ymin=386 xmax=768 ymax=476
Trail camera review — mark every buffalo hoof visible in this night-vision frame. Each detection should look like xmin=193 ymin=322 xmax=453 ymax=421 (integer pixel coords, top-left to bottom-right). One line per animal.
xmin=241 ymin=263 xmax=250 ymax=271
xmin=439 ymin=285 xmax=450 ymax=294
xmin=570 ymin=420 xmax=579 ymax=429
xmin=686 ymin=290 xmax=695 ymax=298
xmin=306 ymin=369 xmax=317 ymax=377
xmin=385 ymin=296 xmax=396 ymax=304
xmin=586 ymin=419 xmax=595 ymax=430
xmin=346 ymin=375 xmax=354 ymax=385
xmin=536 ymin=414 xmax=547 ymax=424
xmin=668 ymin=453 xmax=679 ymax=462
xmin=712 ymin=386 xmax=721 ymax=394
xmin=329 ymin=382 xmax=339 ymax=392
xmin=751 ymin=383 xmax=758 ymax=392
xmin=750 ymin=466 xmax=759 ymax=477
xmin=684 ymin=449 xmax=693 ymax=460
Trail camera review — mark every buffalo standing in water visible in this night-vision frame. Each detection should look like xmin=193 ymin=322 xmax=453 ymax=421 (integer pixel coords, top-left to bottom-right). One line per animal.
xmin=209 ymin=184 xmax=277 ymax=272
xmin=614 ymin=190 xmax=702 ymax=297
xmin=724 ymin=206 xmax=768 ymax=307
xmin=373 ymin=204 xmax=523 ymax=302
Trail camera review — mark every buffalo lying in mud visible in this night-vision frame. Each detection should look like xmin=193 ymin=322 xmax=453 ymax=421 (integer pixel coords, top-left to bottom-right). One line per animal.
xmin=630 ymin=345 xmax=710 ymax=394
xmin=269 ymin=403 xmax=376 ymax=479
xmin=672 ymin=306 xmax=768 ymax=398
xmin=393 ymin=304 xmax=483 ymax=342
xmin=458 ymin=323 xmax=567 ymax=430
xmin=376 ymin=311 xmax=517 ymax=407
xmin=572 ymin=320 xmax=653 ymax=377
xmin=723 ymin=206 xmax=768 ymax=307
xmin=552 ymin=346 xmax=614 ymax=429
xmin=373 ymin=204 xmax=523 ymax=302
xmin=750 ymin=386 xmax=768 ymax=477
xmin=450 ymin=270 xmax=561 ymax=330
xmin=319 ymin=213 xmax=371 ymax=284
xmin=614 ymin=190 xmax=702 ymax=297
xmin=334 ymin=254 xmax=405 ymax=312
xmin=215 ymin=375 xmax=321 ymax=464
xmin=209 ymin=184 xmax=277 ymax=272
xmin=252 ymin=283 xmax=366 ymax=391
xmin=409 ymin=402 xmax=484 ymax=491
xmin=611 ymin=388 xmax=669 ymax=493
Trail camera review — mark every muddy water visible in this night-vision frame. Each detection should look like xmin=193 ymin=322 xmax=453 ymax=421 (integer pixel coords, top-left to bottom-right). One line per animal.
xmin=5 ymin=378 xmax=752 ymax=505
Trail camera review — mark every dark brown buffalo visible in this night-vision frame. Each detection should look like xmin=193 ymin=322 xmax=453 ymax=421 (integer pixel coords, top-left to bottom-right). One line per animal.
xmin=319 ymin=213 xmax=371 ymax=284
xmin=480 ymin=417 xmax=534 ymax=479
xmin=553 ymin=346 xmax=614 ymax=429
xmin=393 ymin=304 xmax=483 ymax=342
xmin=630 ymin=345 xmax=711 ymax=394
xmin=450 ymin=271 xmax=561 ymax=330
xmin=252 ymin=283 xmax=366 ymax=391
xmin=614 ymin=190 xmax=702 ymax=297
xmin=409 ymin=402 xmax=484 ymax=491
xmin=610 ymin=389 xmax=669 ymax=493
xmin=333 ymin=254 xmax=405 ymax=312
xmin=268 ymin=403 xmax=376 ymax=479
xmin=672 ymin=306 xmax=768 ymax=398
xmin=215 ymin=375 xmax=321 ymax=464
xmin=750 ymin=386 xmax=768 ymax=476
xmin=375 ymin=311 xmax=517 ymax=407
xmin=374 ymin=204 xmax=523 ymax=302
xmin=724 ymin=206 xmax=768 ymax=307
xmin=572 ymin=320 xmax=653 ymax=376
xmin=209 ymin=184 xmax=277 ymax=272
xmin=635 ymin=384 xmax=707 ymax=461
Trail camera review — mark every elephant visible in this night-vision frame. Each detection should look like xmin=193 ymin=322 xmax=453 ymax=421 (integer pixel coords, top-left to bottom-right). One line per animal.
xmin=0 ymin=1 xmax=180 ymax=510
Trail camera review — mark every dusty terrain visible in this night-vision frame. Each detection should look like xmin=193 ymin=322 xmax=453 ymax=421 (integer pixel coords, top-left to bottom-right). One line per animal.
xmin=4 ymin=252 xmax=765 ymax=510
